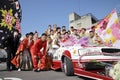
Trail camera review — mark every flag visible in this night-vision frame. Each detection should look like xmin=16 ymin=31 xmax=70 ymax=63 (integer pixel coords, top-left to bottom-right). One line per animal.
xmin=96 ymin=9 xmax=120 ymax=47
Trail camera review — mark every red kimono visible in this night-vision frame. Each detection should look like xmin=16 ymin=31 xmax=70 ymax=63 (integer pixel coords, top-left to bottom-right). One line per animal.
xmin=30 ymin=38 xmax=47 ymax=70
xmin=11 ymin=38 xmax=34 ymax=68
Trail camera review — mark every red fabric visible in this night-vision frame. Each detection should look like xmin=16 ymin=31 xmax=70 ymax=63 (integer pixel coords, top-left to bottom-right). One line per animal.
xmin=30 ymin=39 xmax=47 ymax=55
xmin=11 ymin=38 xmax=34 ymax=68
xmin=16 ymin=38 xmax=34 ymax=54
xmin=30 ymin=51 xmax=43 ymax=70
xmin=39 ymin=55 xmax=52 ymax=70
xmin=30 ymin=38 xmax=47 ymax=70
xmin=11 ymin=56 xmax=19 ymax=67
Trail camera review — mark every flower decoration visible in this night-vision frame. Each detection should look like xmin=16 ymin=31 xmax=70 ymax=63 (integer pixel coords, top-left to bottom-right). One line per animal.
xmin=109 ymin=61 xmax=120 ymax=80
xmin=0 ymin=9 xmax=16 ymax=30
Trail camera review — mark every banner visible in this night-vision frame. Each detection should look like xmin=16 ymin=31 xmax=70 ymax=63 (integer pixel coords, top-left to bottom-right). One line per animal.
xmin=96 ymin=9 xmax=120 ymax=47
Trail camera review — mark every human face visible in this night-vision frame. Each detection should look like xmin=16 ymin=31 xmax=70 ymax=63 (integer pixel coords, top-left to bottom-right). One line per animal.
xmin=50 ymin=31 xmax=54 ymax=35
xmin=29 ymin=35 xmax=33 ymax=40
xmin=62 ymin=26 xmax=65 ymax=30
xmin=65 ymin=32 xmax=69 ymax=37
xmin=89 ymin=32 xmax=95 ymax=38
xmin=41 ymin=35 xmax=47 ymax=41
xmin=57 ymin=29 xmax=61 ymax=33
xmin=34 ymin=32 xmax=38 ymax=38
xmin=47 ymin=37 xmax=52 ymax=44
xmin=62 ymin=31 xmax=66 ymax=35
xmin=70 ymin=27 xmax=74 ymax=32
xmin=57 ymin=33 xmax=61 ymax=38
xmin=48 ymin=25 xmax=51 ymax=30
xmin=73 ymin=30 xmax=77 ymax=35
xmin=81 ymin=29 xmax=86 ymax=34
xmin=53 ymin=24 xmax=57 ymax=28
xmin=53 ymin=27 xmax=57 ymax=32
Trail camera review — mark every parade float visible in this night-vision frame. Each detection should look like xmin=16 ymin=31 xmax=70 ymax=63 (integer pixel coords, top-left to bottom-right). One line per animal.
xmin=51 ymin=44 xmax=120 ymax=79
xmin=51 ymin=9 xmax=120 ymax=80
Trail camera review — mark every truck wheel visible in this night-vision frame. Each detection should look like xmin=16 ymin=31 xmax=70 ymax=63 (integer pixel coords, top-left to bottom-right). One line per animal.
xmin=63 ymin=57 xmax=74 ymax=76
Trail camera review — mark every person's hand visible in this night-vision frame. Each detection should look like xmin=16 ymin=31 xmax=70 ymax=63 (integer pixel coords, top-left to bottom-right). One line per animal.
xmin=34 ymin=55 xmax=37 ymax=59
xmin=15 ymin=51 xmax=22 ymax=56
xmin=15 ymin=53 xmax=19 ymax=56
xmin=4 ymin=47 xmax=7 ymax=50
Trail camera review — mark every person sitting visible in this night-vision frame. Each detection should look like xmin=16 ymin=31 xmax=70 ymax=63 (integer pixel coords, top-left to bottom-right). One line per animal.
xmin=93 ymin=33 xmax=104 ymax=46
xmin=70 ymin=29 xmax=80 ymax=40
xmin=52 ymin=32 xmax=61 ymax=48
xmin=79 ymin=28 xmax=87 ymax=38
xmin=70 ymin=26 xmax=74 ymax=34
xmin=88 ymin=31 xmax=104 ymax=46
xmin=46 ymin=36 xmax=53 ymax=57
xmin=50 ymin=29 xmax=54 ymax=40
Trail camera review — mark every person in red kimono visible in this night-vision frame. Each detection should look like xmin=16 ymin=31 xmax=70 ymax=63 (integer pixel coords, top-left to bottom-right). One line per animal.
xmin=30 ymin=33 xmax=47 ymax=72
xmin=33 ymin=31 xmax=38 ymax=43
xmin=11 ymin=32 xmax=34 ymax=71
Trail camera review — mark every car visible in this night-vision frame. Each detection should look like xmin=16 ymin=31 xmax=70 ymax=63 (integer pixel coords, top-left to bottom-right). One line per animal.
xmin=51 ymin=45 xmax=120 ymax=80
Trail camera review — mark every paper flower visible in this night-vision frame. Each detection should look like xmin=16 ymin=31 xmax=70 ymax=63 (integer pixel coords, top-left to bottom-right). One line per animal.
xmin=109 ymin=61 xmax=120 ymax=80
xmin=0 ymin=9 xmax=16 ymax=30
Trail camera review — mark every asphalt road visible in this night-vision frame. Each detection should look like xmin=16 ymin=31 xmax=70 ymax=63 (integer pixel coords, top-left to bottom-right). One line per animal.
xmin=0 ymin=63 xmax=91 ymax=80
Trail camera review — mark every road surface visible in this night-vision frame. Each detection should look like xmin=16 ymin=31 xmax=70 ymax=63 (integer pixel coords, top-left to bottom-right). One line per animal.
xmin=0 ymin=63 xmax=91 ymax=80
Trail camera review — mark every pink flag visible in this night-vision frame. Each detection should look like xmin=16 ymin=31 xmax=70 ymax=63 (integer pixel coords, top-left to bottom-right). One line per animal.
xmin=96 ymin=9 xmax=120 ymax=47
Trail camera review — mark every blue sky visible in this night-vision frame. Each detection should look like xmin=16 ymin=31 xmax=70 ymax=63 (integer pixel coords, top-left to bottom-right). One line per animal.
xmin=19 ymin=0 xmax=120 ymax=35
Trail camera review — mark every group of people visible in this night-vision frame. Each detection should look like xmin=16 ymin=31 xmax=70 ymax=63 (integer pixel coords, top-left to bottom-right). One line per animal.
xmin=11 ymin=32 xmax=48 ymax=72
xmin=44 ymin=24 xmax=104 ymax=48
xmin=8 ymin=24 xmax=104 ymax=72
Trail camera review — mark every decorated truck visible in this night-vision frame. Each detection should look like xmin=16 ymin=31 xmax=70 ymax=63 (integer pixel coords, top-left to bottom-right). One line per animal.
xmin=51 ymin=45 xmax=120 ymax=80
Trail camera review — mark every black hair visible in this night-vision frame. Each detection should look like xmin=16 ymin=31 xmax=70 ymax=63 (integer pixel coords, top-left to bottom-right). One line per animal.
xmin=29 ymin=32 xmax=34 ymax=36
xmin=41 ymin=33 xmax=47 ymax=36
xmin=91 ymin=26 xmax=96 ymax=29
xmin=14 ymin=29 xmax=19 ymax=33
xmin=68 ymin=30 xmax=70 ymax=32
xmin=89 ymin=30 xmax=94 ymax=33
xmin=35 ymin=31 xmax=38 ymax=33
xmin=34 ymin=31 xmax=38 ymax=35
xmin=64 ymin=32 xmax=68 ymax=35
xmin=57 ymin=32 xmax=61 ymax=35
xmin=74 ymin=29 xmax=77 ymax=31
xmin=70 ymin=26 xmax=74 ymax=29
xmin=56 ymin=27 xmax=61 ymax=30
xmin=62 ymin=29 xmax=66 ymax=32
xmin=62 ymin=26 xmax=66 ymax=28
xmin=81 ymin=28 xmax=86 ymax=31
xmin=50 ymin=29 xmax=53 ymax=32
xmin=26 ymin=33 xmax=29 ymax=37
xmin=48 ymin=25 xmax=51 ymax=27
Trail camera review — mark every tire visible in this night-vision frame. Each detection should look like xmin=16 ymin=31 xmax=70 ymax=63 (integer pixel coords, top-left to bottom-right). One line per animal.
xmin=62 ymin=57 xmax=74 ymax=76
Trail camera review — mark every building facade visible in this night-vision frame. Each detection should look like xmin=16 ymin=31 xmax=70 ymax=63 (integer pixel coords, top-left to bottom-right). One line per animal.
xmin=69 ymin=12 xmax=98 ymax=29
xmin=69 ymin=12 xmax=120 ymax=29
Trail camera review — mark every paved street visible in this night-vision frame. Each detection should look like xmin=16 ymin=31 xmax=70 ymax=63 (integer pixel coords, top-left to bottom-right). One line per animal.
xmin=0 ymin=63 xmax=90 ymax=80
